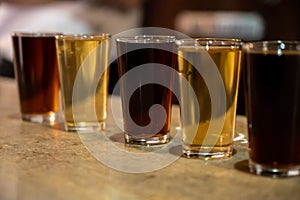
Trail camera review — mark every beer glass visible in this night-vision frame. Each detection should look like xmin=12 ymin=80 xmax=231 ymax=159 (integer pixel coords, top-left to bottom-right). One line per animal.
xmin=12 ymin=32 xmax=60 ymax=124
xmin=56 ymin=34 xmax=110 ymax=131
xmin=116 ymin=35 xmax=176 ymax=145
xmin=177 ymin=38 xmax=242 ymax=159
xmin=244 ymin=41 xmax=300 ymax=177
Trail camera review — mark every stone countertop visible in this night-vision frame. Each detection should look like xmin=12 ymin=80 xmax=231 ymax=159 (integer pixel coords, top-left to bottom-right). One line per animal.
xmin=0 ymin=77 xmax=299 ymax=200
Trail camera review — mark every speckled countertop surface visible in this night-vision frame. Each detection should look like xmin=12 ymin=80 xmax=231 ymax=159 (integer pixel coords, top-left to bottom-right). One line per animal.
xmin=0 ymin=77 xmax=299 ymax=200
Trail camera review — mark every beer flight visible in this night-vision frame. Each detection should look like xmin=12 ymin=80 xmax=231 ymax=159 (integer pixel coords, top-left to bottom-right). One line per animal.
xmin=11 ymin=32 xmax=300 ymax=177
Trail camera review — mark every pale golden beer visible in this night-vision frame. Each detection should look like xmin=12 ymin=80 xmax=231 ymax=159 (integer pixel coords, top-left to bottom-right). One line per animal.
xmin=56 ymin=34 xmax=110 ymax=131
xmin=177 ymin=39 xmax=242 ymax=159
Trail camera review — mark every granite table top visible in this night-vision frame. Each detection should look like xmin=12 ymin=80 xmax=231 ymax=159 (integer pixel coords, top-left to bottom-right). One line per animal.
xmin=0 ymin=77 xmax=299 ymax=200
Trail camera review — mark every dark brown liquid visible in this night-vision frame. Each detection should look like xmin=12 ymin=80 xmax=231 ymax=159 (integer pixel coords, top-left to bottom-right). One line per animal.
xmin=117 ymin=43 xmax=175 ymax=137
xmin=12 ymin=36 xmax=59 ymax=114
xmin=245 ymin=51 xmax=300 ymax=167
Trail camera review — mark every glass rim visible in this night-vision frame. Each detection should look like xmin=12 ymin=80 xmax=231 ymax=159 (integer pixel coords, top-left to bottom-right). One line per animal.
xmin=116 ymin=35 xmax=176 ymax=43
xmin=55 ymin=33 xmax=111 ymax=40
xmin=246 ymin=40 xmax=300 ymax=45
xmin=176 ymin=38 xmax=242 ymax=46
xmin=244 ymin=40 xmax=300 ymax=52
xmin=11 ymin=32 xmax=61 ymax=37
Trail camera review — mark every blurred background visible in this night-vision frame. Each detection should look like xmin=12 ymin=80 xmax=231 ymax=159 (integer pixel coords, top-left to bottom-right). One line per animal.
xmin=1 ymin=0 xmax=300 ymax=114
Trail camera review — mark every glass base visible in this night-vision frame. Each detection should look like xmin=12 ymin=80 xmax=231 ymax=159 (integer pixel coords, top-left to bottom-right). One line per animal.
xmin=249 ymin=160 xmax=300 ymax=178
xmin=183 ymin=144 xmax=233 ymax=160
xmin=22 ymin=113 xmax=57 ymax=125
xmin=124 ymin=133 xmax=170 ymax=146
xmin=65 ymin=121 xmax=106 ymax=132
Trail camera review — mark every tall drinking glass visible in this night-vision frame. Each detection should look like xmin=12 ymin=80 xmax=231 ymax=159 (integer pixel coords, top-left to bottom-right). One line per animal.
xmin=177 ymin=38 xmax=242 ymax=159
xmin=244 ymin=41 xmax=300 ymax=177
xmin=116 ymin=35 xmax=176 ymax=145
xmin=12 ymin=32 xmax=60 ymax=124
xmin=56 ymin=34 xmax=110 ymax=131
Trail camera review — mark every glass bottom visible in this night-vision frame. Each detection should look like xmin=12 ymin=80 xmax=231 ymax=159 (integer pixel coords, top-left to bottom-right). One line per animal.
xmin=65 ymin=121 xmax=106 ymax=132
xmin=249 ymin=159 xmax=300 ymax=178
xmin=124 ymin=133 xmax=170 ymax=146
xmin=183 ymin=144 xmax=233 ymax=160
xmin=22 ymin=113 xmax=57 ymax=125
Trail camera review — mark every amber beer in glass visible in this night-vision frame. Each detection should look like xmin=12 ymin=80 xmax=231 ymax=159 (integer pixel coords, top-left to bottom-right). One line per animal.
xmin=56 ymin=34 xmax=110 ymax=131
xmin=12 ymin=32 xmax=60 ymax=124
xmin=116 ymin=35 xmax=176 ymax=145
xmin=177 ymin=38 xmax=242 ymax=159
xmin=244 ymin=41 xmax=300 ymax=177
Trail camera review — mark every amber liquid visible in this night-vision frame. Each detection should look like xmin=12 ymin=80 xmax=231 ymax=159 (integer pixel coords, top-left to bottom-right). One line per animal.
xmin=178 ymin=47 xmax=242 ymax=156
xmin=245 ymin=51 xmax=300 ymax=167
xmin=12 ymin=36 xmax=59 ymax=115
xmin=56 ymin=37 xmax=109 ymax=130
xmin=117 ymin=43 xmax=175 ymax=139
